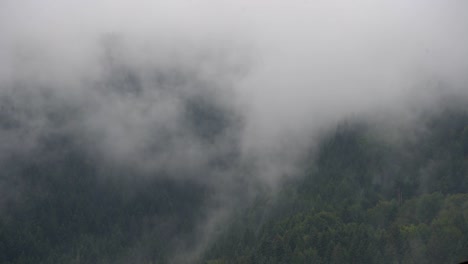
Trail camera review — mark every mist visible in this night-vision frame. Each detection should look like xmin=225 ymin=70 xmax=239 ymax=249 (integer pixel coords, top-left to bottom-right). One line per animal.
xmin=1 ymin=0 xmax=468 ymax=263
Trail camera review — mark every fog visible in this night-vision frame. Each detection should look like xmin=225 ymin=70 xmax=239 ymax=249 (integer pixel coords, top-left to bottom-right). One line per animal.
xmin=1 ymin=0 xmax=468 ymax=262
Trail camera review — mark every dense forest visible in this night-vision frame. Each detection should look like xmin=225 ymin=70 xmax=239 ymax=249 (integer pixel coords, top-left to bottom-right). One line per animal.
xmin=3 ymin=0 xmax=468 ymax=263
xmin=1 ymin=96 xmax=468 ymax=263
xmin=0 ymin=88 xmax=235 ymax=263
xmin=203 ymin=105 xmax=468 ymax=264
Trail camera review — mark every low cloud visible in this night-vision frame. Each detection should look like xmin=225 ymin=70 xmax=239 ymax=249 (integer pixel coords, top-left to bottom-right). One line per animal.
xmin=1 ymin=0 xmax=468 ymax=262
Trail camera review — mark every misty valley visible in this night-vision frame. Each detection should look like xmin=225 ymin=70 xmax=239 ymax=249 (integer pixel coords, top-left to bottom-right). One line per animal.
xmin=1 ymin=87 xmax=468 ymax=263
xmin=1 ymin=1 xmax=468 ymax=263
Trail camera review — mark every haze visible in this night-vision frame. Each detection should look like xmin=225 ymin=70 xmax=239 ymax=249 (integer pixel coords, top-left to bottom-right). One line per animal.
xmin=1 ymin=0 xmax=468 ymax=262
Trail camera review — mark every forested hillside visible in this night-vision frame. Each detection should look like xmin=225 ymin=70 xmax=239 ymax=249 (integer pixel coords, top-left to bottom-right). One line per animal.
xmin=3 ymin=1 xmax=468 ymax=263
xmin=0 ymin=90 xmax=237 ymax=263
xmin=1 ymin=96 xmax=467 ymax=264
xmin=204 ymin=106 xmax=468 ymax=264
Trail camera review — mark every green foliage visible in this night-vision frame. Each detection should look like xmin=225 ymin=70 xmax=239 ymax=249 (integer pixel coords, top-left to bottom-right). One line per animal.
xmin=1 ymin=104 xmax=468 ymax=263
xmin=205 ymin=107 xmax=468 ymax=264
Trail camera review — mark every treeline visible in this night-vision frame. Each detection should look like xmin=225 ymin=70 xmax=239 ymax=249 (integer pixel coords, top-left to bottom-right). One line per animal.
xmin=204 ymin=106 xmax=468 ymax=264
xmin=0 ymin=100 xmax=467 ymax=263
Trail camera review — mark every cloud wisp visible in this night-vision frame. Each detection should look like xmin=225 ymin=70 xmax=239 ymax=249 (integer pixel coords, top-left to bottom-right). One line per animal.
xmin=1 ymin=0 xmax=468 ymax=262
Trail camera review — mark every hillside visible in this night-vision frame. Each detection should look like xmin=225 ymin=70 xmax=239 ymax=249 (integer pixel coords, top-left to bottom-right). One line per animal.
xmin=1 ymin=99 xmax=467 ymax=263
xmin=204 ymin=106 xmax=468 ymax=264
